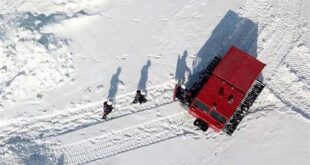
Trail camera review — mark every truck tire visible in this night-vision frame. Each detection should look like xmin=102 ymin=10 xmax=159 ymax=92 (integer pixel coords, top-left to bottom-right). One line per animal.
xmin=200 ymin=122 xmax=209 ymax=132
xmin=193 ymin=119 xmax=209 ymax=132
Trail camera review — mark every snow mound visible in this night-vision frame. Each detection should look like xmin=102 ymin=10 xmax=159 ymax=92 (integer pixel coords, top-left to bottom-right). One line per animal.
xmin=0 ymin=12 xmax=75 ymax=110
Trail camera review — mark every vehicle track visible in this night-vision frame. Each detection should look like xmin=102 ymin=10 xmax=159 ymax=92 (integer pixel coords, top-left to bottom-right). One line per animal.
xmin=50 ymin=96 xmax=284 ymax=165
xmin=267 ymin=66 xmax=310 ymax=119
xmin=0 ymin=81 xmax=175 ymax=143
xmin=52 ymin=112 xmax=195 ymax=165
xmin=284 ymin=46 xmax=310 ymax=84
xmin=0 ymin=0 xmax=308 ymax=164
xmin=241 ymin=0 xmax=310 ymax=118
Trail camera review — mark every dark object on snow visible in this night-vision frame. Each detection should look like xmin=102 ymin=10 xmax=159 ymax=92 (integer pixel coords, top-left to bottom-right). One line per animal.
xmin=132 ymin=90 xmax=147 ymax=104
xmin=102 ymin=101 xmax=114 ymax=119
xmin=174 ymin=84 xmax=192 ymax=106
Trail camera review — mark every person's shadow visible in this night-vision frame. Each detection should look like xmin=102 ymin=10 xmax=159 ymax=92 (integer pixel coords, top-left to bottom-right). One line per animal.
xmin=107 ymin=67 xmax=124 ymax=100
xmin=138 ymin=60 xmax=151 ymax=92
xmin=175 ymin=50 xmax=191 ymax=84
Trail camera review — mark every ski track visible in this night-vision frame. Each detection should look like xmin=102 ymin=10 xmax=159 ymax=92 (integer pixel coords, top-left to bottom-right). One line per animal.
xmin=0 ymin=0 xmax=309 ymax=164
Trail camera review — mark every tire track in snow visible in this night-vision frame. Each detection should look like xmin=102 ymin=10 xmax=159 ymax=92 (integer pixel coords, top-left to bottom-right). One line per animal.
xmin=267 ymin=66 xmax=310 ymax=118
xmin=1 ymin=0 xmax=306 ymax=148
xmin=240 ymin=0 xmax=310 ymax=119
xmin=51 ymin=95 xmax=284 ymax=165
xmin=0 ymin=93 xmax=282 ymax=165
xmin=0 ymin=0 xmax=276 ymax=145
xmin=269 ymin=44 xmax=310 ymax=118
xmin=241 ymin=0 xmax=301 ymax=77
xmin=0 ymin=0 xmax=308 ymax=163
xmin=49 ymin=1 xmax=308 ymax=161
xmin=239 ymin=0 xmax=275 ymax=53
xmin=52 ymin=112 xmax=195 ymax=165
xmin=284 ymin=46 xmax=310 ymax=84
xmin=0 ymin=81 xmax=176 ymax=142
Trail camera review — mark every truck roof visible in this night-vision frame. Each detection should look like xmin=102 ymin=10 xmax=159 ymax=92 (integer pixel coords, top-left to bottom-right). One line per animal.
xmin=213 ymin=46 xmax=265 ymax=93
xmin=190 ymin=46 xmax=265 ymax=129
xmin=194 ymin=75 xmax=245 ymax=124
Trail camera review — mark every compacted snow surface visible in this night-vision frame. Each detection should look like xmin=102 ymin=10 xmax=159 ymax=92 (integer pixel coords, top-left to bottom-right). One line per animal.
xmin=0 ymin=0 xmax=309 ymax=164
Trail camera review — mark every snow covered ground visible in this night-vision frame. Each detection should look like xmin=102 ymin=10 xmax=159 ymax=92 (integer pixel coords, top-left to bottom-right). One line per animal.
xmin=0 ymin=0 xmax=309 ymax=164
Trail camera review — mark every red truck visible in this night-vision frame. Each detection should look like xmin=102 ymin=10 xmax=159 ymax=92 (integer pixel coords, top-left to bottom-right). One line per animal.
xmin=174 ymin=46 xmax=265 ymax=135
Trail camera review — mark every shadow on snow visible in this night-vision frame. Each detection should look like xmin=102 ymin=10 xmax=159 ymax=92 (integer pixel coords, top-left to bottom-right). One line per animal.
xmin=184 ymin=10 xmax=261 ymax=88
xmin=175 ymin=50 xmax=192 ymax=84
xmin=137 ymin=59 xmax=152 ymax=93
xmin=107 ymin=67 xmax=124 ymax=100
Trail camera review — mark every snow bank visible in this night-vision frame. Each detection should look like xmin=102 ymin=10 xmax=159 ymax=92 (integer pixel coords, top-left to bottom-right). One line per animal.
xmin=0 ymin=12 xmax=75 ymax=111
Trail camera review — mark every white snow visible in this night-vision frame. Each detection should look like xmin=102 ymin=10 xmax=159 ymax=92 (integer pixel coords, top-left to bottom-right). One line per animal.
xmin=0 ymin=0 xmax=309 ymax=164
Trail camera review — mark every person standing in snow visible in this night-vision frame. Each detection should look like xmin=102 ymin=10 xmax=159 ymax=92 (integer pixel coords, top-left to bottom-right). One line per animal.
xmin=175 ymin=84 xmax=192 ymax=105
xmin=132 ymin=90 xmax=147 ymax=104
xmin=102 ymin=101 xmax=114 ymax=119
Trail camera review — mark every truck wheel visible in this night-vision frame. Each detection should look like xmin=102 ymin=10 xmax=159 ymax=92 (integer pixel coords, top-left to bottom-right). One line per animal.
xmin=193 ymin=119 xmax=200 ymax=126
xmin=193 ymin=119 xmax=209 ymax=132
xmin=200 ymin=122 xmax=209 ymax=132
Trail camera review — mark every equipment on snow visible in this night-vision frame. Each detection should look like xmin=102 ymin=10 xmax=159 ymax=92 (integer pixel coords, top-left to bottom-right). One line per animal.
xmin=174 ymin=46 xmax=266 ymax=135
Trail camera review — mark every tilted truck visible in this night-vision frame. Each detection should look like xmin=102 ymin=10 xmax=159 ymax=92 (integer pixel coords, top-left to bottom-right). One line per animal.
xmin=174 ymin=46 xmax=265 ymax=135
